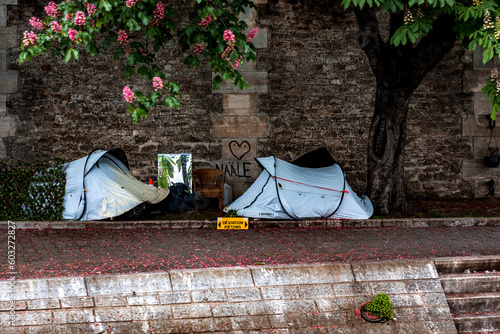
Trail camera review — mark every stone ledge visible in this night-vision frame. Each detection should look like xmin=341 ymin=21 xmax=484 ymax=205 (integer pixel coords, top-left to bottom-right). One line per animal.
xmin=352 ymin=260 xmax=439 ymax=282
xmin=0 ymin=0 xmax=18 ymax=4
xmin=0 ymin=27 xmax=18 ymax=49
xmin=85 ymin=272 xmax=173 ymax=296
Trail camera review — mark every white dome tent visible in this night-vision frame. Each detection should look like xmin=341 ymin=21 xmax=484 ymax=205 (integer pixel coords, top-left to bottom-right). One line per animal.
xmin=225 ymin=152 xmax=373 ymax=220
xmin=63 ymin=148 xmax=169 ymax=221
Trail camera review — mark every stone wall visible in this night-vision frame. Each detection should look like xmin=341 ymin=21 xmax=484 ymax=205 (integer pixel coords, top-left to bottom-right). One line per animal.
xmin=1 ymin=0 xmax=487 ymax=200
xmin=0 ymin=261 xmax=456 ymax=333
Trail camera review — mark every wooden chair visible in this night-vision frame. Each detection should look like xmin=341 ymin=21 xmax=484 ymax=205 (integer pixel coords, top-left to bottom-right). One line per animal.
xmin=192 ymin=168 xmax=226 ymax=211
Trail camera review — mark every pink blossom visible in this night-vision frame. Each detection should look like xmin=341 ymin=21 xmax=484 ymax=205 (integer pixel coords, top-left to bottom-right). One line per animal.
xmin=29 ymin=17 xmax=45 ymax=30
xmin=117 ymin=30 xmax=129 ymax=45
xmin=44 ymin=2 xmax=58 ymax=18
xmin=153 ymin=77 xmax=163 ymax=91
xmin=125 ymin=0 xmax=137 ymax=7
xmin=68 ymin=28 xmax=78 ymax=41
xmin=74 ymin=11 xmax=86 ymax=25
xmin=50 ymin=21 xmax=62 ymax=33
xmin=22 ymin=31 xmax=38 ymax=46
xmin=246 ymin=27 xmax=258 ymax=42
xmin=123 ymin=86 xmax=135 ymax=103
xmin=86 ymin=3 xmax=97 ymax=16
xmin=193 ymin=42 xmax=204 ymax=53
xmin=199 ymin=15 xmax=212 ymax=27
xmin=223 ymin=29 xmax=235 ymax=44
xmin=154 ymin=2 xmax=165 ymax=20
xmin=65 ymin=13 xmax=74 ymax=21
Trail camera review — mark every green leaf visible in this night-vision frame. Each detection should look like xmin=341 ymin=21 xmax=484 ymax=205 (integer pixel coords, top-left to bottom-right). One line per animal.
xmin=138 ymin=67 xmax=152 ymax=79
xmin=64 ymin=49 xmax=74 ymax=63
xmin=113 ymin=47 xmax=125 ymax=61
xmin=101 ymin=1 xmax=112 ymax=11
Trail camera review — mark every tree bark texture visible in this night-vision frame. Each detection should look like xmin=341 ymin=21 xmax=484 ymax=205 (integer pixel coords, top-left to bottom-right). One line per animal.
xmin=353 ymin=8 xmax=458 ymax=215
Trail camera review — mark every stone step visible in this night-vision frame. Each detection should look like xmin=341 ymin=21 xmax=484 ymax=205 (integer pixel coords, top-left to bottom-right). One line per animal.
xmin=447 ymin=292 xmax=500 ymax=314
xmin=453 ymin=312 xmax=500 ymax=333
xmin=435 ymin=255 xmax=500 ymax=274
xmin=440 ymin=272 xmax=500 ymax=294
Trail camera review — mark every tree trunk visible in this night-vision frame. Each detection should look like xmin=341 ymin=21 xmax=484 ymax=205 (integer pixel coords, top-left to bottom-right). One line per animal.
xmin=353 ymin=8 xmax=458 ymax=215
xmin=367 ymin=86 xmax=411 ymax=215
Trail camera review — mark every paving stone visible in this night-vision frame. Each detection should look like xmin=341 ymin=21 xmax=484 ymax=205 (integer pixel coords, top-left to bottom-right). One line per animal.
xmin=298 ymin=285 xmax=334 ymax=299
xmin=0 ymin=277 xmax=86 ymax=302
xmin=132 ymin=305 xmax=173 ymax=321
xmin=94 ymin=296 xmax=127 ymax=307
xmin=127 ymin=294 xmax=159 ymax=305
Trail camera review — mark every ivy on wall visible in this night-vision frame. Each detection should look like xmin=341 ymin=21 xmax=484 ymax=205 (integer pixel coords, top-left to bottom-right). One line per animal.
xmin=0 ymin=158 xmax=66 ymax=221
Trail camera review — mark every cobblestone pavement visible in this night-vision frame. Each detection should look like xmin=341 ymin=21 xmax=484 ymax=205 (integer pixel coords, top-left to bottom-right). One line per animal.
xmin=1 ymin=225 xmax=499 ymax=280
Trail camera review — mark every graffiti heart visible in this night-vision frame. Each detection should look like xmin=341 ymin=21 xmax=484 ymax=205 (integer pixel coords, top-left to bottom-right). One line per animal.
xmin=229 ymin=140 xmax=251 ymax=160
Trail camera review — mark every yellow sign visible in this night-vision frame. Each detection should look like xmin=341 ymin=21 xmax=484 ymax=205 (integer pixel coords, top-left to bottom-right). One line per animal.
xmin=217 ymin=217 xmax=249 ymax=230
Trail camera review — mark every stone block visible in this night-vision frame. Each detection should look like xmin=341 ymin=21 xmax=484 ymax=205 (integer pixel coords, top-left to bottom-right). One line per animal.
xmin=191 ymin=290 xmax=226 ymax=303
xmin=315 ymin=297 xmax=354 ymax=312
xmin=212 ymin=115 xmax=268 ymax=138
xmin=132 ymin=305 xmax=173 ymax=321
xmin=212 ymin=302 xmax=248 ymax=317
xmin=0 ymin=114 xmax=16 ymax=137
xmin=414 ymin=307 xmax=453 ymax=321
xmin=238 ymin=6 xmax=257 ymax=22
xmin=0 ymin=0 xmax=18 ymax=4
xmin=227 ymin=288 xmax=261 ymax=302
xmin=474 ymin=93 xmax=493 ymax=116
xmin=298 ymin=285 xmax=334 ymax=299
xmin=0 ymin=6 xmax=6 ymax=28
xmin=159 ymin=291 xmax=192 ymax=304
xmin=251 ymin=263 xmax=354 ymax=287
xmin=172 ymin=304 xmax=212 ymax=319
xmin=95 ymin=307 xmax=133 ymax=322
xmin=53 ymin=309 xmax=94 ymax=324
xmin=246 ymin=300 xmax=284 ymax=315
xmin=390 ymin=294 xmax=425 ymax=308
xmin=0 ymin=277 xmax=86 ymax=302
xmin=0 ymin=71 xmax=18 ymax=94
xmin=238 ymin=60 xmax=258 ymax=72
xmin=214 ymin=72 xmax=268 ymax=94
xmin=463 ymin=159 xmax=500 ymax=180
xmin=422 ymin=293 xmax=449 ymax=307
xmin=230 ymin=315 xmax=271 ymax=330
xmin=0 ymin=300 xmax=27 ymax=311
xmin=127 ymin=294 xmax=159 ymax=306
xmin=94 ymin=295 xmax=127 ymax=307
xmin=13 ymin=310 xmax=52 ymax=326
xmin=85 ymin=272 xmax=172 ymax=296
xmin=332 ymin=282 xmax=371 ymax=297
xmin=0 ymin=27 xmax=17 ymax=49
xmin=253 ymin=0 xmax=268 ymax=5
xmin=281 ymin=300 xmax=317 ymax=314
xmin=105 ymin=321 xmax=150 ymax=334
xmin=463 ymin=69 xmax=490 ymax=93
xmin=351 ymin=260 xmax=438 ymax=281
xmin=260 ymin=286 xmax=300 ymax=300
xmin=473 ymin=137 xmax=494 ymax=158
xmin=170 ymin=267 xmax=254 ymax=291
xmin=367 ymin=281 xmax=408 ymax=295
xmin=463 ymin=114 xmax=500 ymax=137
xmin=407 ymin=280 xmax=445 ymax=293
xmin=60 ymin=297 xmax=94 ymax=308
xmin=0 ymin=94 xmax=7 ymax=115
xmin=252 ymin=27 xmax=268 ymax=49
xmin=27 ymin=299 xmax=60 ymax=310
xmin=473 ymin=48 xmax=494 ymax=70
xmin=223 ymin=94 xmax=257 ymax=115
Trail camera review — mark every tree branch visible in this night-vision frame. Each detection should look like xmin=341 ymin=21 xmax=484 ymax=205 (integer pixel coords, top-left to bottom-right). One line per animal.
xmin=405 ymin=13 xmax=457 ymax=92
xmin=354 ymin=7 xmax=385 ymax=77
